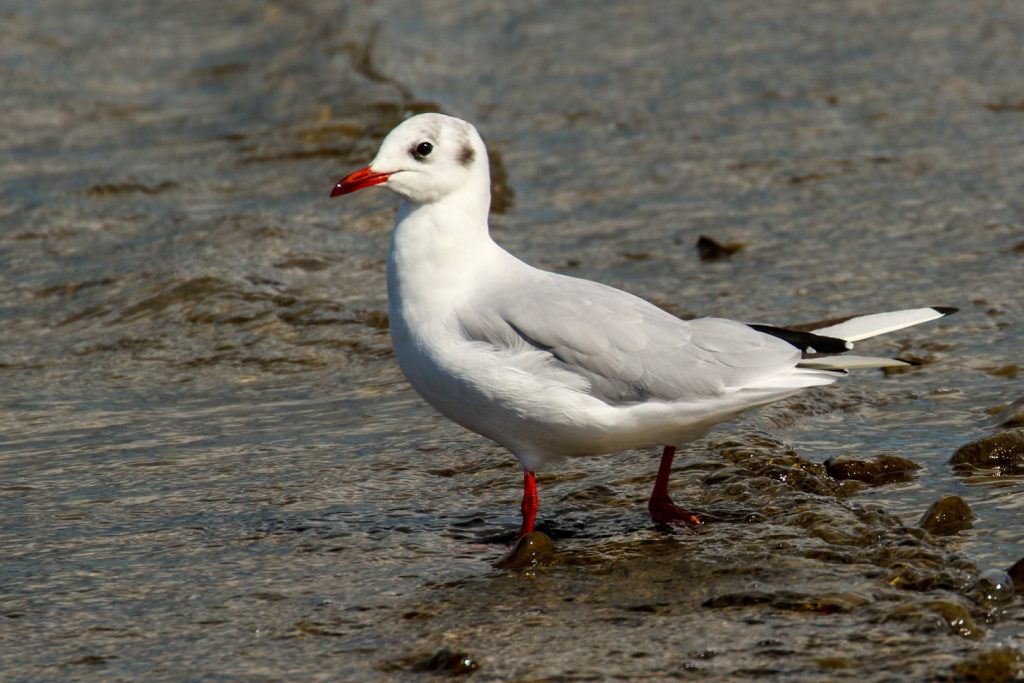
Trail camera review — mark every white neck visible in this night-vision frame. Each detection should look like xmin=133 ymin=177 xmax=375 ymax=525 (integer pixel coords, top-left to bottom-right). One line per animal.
xmin=386 ymin=180 xmax=505 ymax=334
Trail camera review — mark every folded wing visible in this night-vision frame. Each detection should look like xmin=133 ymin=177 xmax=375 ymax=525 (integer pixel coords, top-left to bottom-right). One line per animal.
xmin=457 ymin=270 xmax=805 ymax=405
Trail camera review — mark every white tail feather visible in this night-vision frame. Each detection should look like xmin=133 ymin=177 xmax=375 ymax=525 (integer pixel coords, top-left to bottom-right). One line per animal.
xmin=799 ymin=354 xmax=910 ymax=370
xmin=810 ymin=307 xmax=953 ymax=343
xmin=788 ymin=307 xmax=956 ymax=372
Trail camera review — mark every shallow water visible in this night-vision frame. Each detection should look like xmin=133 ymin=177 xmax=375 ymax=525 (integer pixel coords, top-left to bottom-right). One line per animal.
xmin=2 ymin=1 xmax=1023 ymax=680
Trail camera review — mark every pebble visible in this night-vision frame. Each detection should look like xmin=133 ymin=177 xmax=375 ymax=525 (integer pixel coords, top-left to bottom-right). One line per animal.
xmin=992 ymin=396 xmax=1024 ymax=428
xmin=696 ymin=235 xmax=745 ymax=261
xmin=951 ymin=647 xmax=1024 ymax=683
xmin=493 ymin=531 xmax=556 ymax=569
xmin=824 ymin=454 xmax=921 ymax=485
xmin=1008 ymin=557 xmax=1024 ymax=594
xmin=411 ymin=648 xmax=479 ymax=676
xmin=950 ymin=429 xmax=1024 ymax=474
xmin=965 ymin=569 xmax=1016 ymax=612
xmin=919 ymin=495 xmax=974 ymax=535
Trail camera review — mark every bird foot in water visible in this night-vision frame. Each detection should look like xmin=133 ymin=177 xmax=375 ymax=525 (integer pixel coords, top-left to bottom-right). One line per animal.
xmin=494 ymin=531 xmax=555 ymax=569
xmin=648 ymin=496 xmax=710 ymax=526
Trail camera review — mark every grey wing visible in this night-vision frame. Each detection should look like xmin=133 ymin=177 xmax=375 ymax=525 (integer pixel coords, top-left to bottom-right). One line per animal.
xmin=457 ymin=270 xmax=802 ymax=405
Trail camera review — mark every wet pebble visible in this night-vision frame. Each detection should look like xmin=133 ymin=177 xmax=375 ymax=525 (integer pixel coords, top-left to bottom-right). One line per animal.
xmin=824 ymin=454 xmax=921 ymax=486
xmin=817 ymin=656 xmax=850 ymax=670
xmin=926 ymin=600 xmax=985 ymax=640
xmin=881 ymin=352 xmax=935 ymax=375
xmin=919 ymin=495 xmax=975 ymax=536
xmin=696 ymin=235 xmax=745 ymax=261
xmin=713 ymin=441 xmax=842 ymax=496
xmin=702 ymin=590 xmax=867 ymax=614
xmin=965 ymin=569 xmax=1016 ymax=612
xmin=991 ymin=397 xmax=1024 ymax=429
xmin=950 ymin=429 xmax=1024 ymax=474
xmin=884 ymin=599 xmax=984 ymax=639
xmin=493 ymin=531 xmax=555 ymax=569
xmin=410 ymin=648 xmax=479 ymax=676
xmin=951 ymin=647 xmax=1024 ymax=683
xmin=985 ymin=364 xmax=1023 ymax=379
xmin=1008 ymin=558 xmax=1024 ymax=594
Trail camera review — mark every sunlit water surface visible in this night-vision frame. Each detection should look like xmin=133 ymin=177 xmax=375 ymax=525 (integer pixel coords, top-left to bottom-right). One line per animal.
xmin=2 ymin=1 xmax=1023 ymax=680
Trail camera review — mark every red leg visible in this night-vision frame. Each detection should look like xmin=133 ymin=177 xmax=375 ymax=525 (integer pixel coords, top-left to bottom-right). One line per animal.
xmin=648 ymin=446 xmax=704 ymax=526
xmin=519 ymin=470 xmax=538 ymax=536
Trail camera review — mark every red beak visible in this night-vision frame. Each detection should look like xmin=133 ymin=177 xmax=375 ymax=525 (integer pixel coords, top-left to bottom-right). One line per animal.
xmin=330 ymin=166 xmax=390 ymax=197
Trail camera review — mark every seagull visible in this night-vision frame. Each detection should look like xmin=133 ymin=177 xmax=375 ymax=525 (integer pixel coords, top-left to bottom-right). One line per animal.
xmin=330 ymin=113 xmax=955 ymax=536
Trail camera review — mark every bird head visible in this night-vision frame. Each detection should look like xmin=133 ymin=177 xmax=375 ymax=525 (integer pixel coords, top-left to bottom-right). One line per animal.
xmin=331 ymin=113 xmax=488 ymax=206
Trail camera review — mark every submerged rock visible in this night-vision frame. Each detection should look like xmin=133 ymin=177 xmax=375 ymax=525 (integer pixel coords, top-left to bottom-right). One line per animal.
xmin=950 ymin=429 xmax=1024 ymax=474
xmin=965 ymin=569 xmax=1016 ymax=612
xmin=924 ymin=600 xmax=985 ymax=640
xmin=984 ymin=364 xmax=1022 ymax=380
xmin=702 ymin=590 xmax=866 ymax=614
xmin=1009 ymin=558 xmax=1024 ymax=594
xmin=919 ymin=496 xmax=975 ymax=535
xmin=882 ymin=599 xmax=984 ymax=639
xmin=817 ymin=656 xmax=851 ymax=670
xmin=951 ymin=647 xmax=1024 ymax=683
xmin=411 ymin=648 xmax=479 ymax=676
xmin=696 ymin=235 xmax=745 ymax=261
xmin=493 ymin=531 xmax=555 ymax=569
xmin=825 ymin=454 xmax=921 ymax=485
xmin=991 ymin=397 xmax=1024 ymax=429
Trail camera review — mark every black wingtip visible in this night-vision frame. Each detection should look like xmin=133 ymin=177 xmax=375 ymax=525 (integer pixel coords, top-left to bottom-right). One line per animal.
xmin=748 ymin=323 xmax=851 ymax=354
xmin=932 ymin=306 xmax=959 ymax=316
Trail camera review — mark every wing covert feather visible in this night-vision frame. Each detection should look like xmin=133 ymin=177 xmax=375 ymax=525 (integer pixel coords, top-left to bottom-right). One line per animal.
xmin=457 ymin=270 xmax=800 ymax=405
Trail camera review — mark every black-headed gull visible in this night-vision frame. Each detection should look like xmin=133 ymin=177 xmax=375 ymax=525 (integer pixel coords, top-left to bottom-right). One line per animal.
xmin=331 ymin=113 xmax=955 ymax=536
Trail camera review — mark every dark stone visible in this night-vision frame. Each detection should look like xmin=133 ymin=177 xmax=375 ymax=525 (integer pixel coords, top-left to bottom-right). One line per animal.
xmin=882 ymin=600 xmax=984 ymax=640
xmin=925 ymin=600 xmax=984 ymax=640
xmin=702 ymin=590 xmax=861 ymax=614
xmin=965 ymin=569 xmax=1016 ymax=611
xmin=817 ymin=656 xmax=850 ymax=670
xmin=825 ymin=454 xmax=921 ymax=486
xmin=411 ymin=648 xmax=479 ymax=676
xmin=696 ymin=235 xmax=745 ymax=261
xmin=985 ymin=364 xmax=1022 ymax=379
xmin=493 ymin=531 xmax=555 ymax=569
xmin=984 ymin=100 xmax=1024 ymax=112
xmin=881 ymin=352 xmax=933 ymax=376
xmin=951 ymin=647 xmax=1024 ymax=683
xmin=992 ymin=397 xmax=1024 ymax=429
xmin=69 ymin=655 xmax=115 ymax=666
xmin=950 ymin=429 xmax=1024 ymax=474
xmin=1008 ymin=558 xmax=1024 ymax=594
xmin=919 ymin=495 xmax=974 ymax=535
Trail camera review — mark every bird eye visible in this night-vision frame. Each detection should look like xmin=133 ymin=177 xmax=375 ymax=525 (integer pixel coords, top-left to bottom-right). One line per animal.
xmin=413 ymin=141 xmax=433 ymax=159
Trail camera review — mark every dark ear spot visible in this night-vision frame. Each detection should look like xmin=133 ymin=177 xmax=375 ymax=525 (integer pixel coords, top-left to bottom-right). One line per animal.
xmin=458 ymin=144 xmax=476 ymax=167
